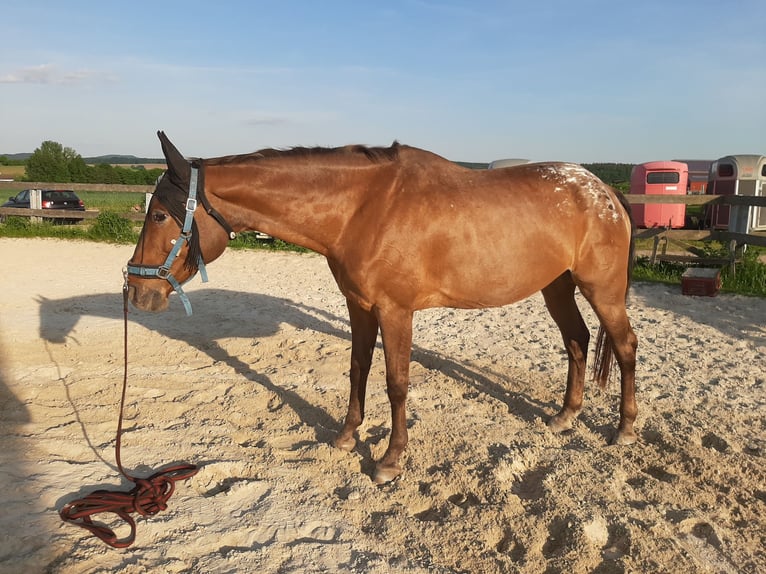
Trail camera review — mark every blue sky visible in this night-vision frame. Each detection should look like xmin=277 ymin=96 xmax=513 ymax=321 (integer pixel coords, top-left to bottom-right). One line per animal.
xmin=1 ymin=0 xmax=764 ymax=163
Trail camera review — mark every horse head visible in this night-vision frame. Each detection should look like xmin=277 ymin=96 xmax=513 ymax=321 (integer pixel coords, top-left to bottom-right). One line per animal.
xmin=127 ymin=132 xmax=229 ymax=313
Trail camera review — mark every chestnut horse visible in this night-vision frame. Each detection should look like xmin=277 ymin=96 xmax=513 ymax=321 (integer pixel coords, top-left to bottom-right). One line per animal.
xmin=128 ymin=131 xmax=638 ymax=484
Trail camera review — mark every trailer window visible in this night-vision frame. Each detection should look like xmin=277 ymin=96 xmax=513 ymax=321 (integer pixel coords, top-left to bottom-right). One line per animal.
xmin=762 ymin=164 xmax=766 ymax=176
xmin=717 ymin=164 xmax=734 ymax=177
xmin=646 ymin=172 xmax=680 ymax=184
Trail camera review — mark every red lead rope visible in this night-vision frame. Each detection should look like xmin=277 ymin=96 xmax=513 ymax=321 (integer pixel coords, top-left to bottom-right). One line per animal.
xmin=59 ymin=279 xmax=199 ymax=548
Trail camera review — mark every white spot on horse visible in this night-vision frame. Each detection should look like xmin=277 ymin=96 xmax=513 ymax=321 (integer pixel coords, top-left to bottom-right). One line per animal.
xmin=539 ymin=164 xmax=621 ymax=223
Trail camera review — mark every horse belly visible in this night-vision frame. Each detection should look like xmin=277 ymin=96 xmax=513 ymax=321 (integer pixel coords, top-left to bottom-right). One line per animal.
xmin=409 ymin=231 xmax=572 ymax=310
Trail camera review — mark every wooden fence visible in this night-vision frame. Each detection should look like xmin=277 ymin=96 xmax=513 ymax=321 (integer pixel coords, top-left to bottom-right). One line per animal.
xmin=0 ymin=183 xmax=150 ymax=222
xmin=0 ymin=181 xmax=153 ymax=193
xmin=625 ymin=195 xmax=766 ymax=271
xmin=2 ymin=185 xmax=765 ymax=255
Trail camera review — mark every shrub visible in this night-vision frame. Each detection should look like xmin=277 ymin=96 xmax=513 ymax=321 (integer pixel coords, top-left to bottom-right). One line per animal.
xmin=88 ymin=211 xmax=138 ymax=242
xmin=2 ymin=215 xmax=33 ymax=232
xmin=723 ymin=249 xmax=766 ymax=296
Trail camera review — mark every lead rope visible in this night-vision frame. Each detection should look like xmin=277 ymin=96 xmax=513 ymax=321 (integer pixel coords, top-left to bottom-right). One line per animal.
xmin=59 ymin=274 xmax=199 ymax=548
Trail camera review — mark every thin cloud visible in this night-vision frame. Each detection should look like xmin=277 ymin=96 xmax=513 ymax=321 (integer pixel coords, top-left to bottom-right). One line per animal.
xmin=244 ymin=115 xmax=290 ymax=127
xmin=0 ymin=64 xmax=115 ymax=85
xmin=242 ymin=110 xmax=339 ymax=128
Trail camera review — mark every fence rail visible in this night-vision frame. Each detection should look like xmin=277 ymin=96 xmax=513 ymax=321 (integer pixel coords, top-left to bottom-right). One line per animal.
xmin=0 ymin=182 xmax=154 ymax=193
xmin=621 ymin=194 xmax=766 ymax=271
xmin=624 ymin=194 xmax=766 ymax=207
xmin=623 ymin=194 xmax=766 ymax=249
xmin=2 ymin=191 xmax=765 ymax=247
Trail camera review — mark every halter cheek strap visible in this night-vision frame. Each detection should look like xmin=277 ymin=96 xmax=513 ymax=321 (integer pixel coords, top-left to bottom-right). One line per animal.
xmin=126 ymin=167 xmax=208 ymax=316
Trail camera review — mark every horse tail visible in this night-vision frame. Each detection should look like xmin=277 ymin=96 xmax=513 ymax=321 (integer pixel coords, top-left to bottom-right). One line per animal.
xmin=593 ymin=189 xmax=635 ymax=388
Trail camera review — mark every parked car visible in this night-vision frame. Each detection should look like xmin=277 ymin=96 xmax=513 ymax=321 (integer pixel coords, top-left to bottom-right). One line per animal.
xmin=0 ymin=189 xmax=86 ymax=223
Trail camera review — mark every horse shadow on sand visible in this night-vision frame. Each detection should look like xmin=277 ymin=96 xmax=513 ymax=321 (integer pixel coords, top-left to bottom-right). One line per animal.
xmin=629 ymin=283 xmax=765 ymax=349
xmin=38 ymin=288 xmax=566 ymax=478
xmin=0 ymin=337 xmax=42 ymax=565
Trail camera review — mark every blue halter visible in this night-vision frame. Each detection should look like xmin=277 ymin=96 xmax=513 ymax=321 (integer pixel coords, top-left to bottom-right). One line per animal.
xmin=126 ymin=167 xmax=208 ymax=316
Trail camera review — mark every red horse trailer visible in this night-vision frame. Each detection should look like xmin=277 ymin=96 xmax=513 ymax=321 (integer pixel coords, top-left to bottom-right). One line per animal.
xmin=630 ymin=161 xmax=688 ymax=228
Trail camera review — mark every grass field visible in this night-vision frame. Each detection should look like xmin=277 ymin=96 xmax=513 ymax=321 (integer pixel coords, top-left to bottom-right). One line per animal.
xmin=77 ymin=190 xmax=146 ymax=211
xmin=0 ymin=165 xmax=26 ymax=179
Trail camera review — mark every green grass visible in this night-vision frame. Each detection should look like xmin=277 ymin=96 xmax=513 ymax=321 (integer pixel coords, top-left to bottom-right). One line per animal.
xmin=0 ymin=213 xmax=140 ymax=243
xmin=229 ymin=233 xmax=309 ymax=253
xmin=0 ymin=213 xmax=298 ymax=251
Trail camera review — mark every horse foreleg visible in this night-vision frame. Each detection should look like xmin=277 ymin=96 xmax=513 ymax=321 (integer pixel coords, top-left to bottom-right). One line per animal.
xmin=335 ymin=300 xmax=379 ymax=452
xmin=542 ymin=274 xmax=590 ymax=433
xmin=373 ymin=306 xmax=413 ymax=484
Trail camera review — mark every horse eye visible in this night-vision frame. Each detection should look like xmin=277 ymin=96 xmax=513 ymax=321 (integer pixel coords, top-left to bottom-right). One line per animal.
xmin=151 ymin=211 xmax=168 ymax=223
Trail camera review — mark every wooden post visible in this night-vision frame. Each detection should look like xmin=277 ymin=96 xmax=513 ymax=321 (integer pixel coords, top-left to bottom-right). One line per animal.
xmin=29 ymin=189 xmax=42 ymax=224
xmin=650 ymin=235 xmax=660 ymax=265
xmin=728 ymin=239 xmax=737 ymax=278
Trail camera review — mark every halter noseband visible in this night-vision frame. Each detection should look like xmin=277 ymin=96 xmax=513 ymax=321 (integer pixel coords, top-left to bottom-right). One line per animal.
xmin=126 ymin=166 xmax=233 ymax=316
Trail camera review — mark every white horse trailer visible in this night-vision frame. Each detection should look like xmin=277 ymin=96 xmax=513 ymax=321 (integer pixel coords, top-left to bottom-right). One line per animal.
xmin=707 ymin=155 xmax=766 ymax=232
xmin=487 ymin=158 xmax=530 ymax=169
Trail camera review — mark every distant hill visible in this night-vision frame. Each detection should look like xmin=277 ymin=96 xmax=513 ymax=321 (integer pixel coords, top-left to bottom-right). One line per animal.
xmin=1 ymin=153 xmax=31 ymax=161
xmin=1 ymin=152 xmax=165 ymax=165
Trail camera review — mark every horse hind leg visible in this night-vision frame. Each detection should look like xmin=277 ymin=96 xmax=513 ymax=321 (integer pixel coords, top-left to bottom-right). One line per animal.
xmin=580 ymin=285 xmax=639 ymax=445
xmin=601 ymin=314 xmax=638 ymax=445
xmin=334 ymin=300 xmax=379 ymax=452
xmin=542 ymin=272 xmax=590 ymax=433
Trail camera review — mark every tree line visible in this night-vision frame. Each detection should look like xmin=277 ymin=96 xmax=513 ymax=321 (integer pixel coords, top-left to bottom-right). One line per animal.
xmin=582 ymin=163 xmax=633 ymax=191
xmin=2 ymin=140 xmax=635 ymax=189
xmin=1 ymin=141 xmax=165 ymax=185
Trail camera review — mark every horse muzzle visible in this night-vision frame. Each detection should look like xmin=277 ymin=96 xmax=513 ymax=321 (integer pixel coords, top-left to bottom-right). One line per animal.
xmin=127 ymin=282 xmax=170 ymax=312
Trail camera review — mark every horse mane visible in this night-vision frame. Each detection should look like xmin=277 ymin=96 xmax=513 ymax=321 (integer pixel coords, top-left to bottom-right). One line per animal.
xmin=205 ymin=141 xmax=401 ymax=166
xmin=150 ymin=143 xmax=401 ymax=271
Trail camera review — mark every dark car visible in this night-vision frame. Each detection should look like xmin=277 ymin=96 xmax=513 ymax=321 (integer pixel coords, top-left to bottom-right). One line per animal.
xmin=1 ymin=189 xmax=86 ymax=223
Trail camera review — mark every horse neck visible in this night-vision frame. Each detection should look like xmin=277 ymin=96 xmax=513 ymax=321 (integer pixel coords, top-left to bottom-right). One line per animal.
xmin=205 ymin=160 xmax=387 ymax=256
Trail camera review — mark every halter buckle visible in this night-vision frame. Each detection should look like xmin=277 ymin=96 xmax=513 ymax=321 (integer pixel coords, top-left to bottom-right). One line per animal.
xmin=157 ymin=266 xmax=171 ymax=279
xmin=185 ymin=198 xmax=197 ymax=212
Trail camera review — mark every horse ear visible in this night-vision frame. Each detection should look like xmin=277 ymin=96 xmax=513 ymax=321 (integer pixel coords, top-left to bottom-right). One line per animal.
xmin=157 ymin=131 xmax=189 ymax=183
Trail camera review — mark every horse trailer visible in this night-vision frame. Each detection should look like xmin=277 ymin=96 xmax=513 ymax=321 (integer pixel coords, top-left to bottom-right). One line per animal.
xmin=674 ymin=159 xmax=712 ymax=194
xmin=487 ymin=158 xmax=530 ymax=169
xmin=630 ymin=161 xmax=688 ymax=228
xmin=707 ymin=155 xmax=766 ymax=232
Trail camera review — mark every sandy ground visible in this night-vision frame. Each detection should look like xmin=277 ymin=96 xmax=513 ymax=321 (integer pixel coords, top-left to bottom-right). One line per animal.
xmin=0 ymin=237 xmax=764 ymax=574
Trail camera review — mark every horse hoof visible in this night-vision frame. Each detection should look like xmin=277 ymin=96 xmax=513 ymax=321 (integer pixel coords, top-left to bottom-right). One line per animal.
xmin=373 ymin=464 xmax=402 ymax=485
xmin=611 ymin=429 xmax=637 ymax=446
xmin=547 ymin=413 xmax=573 ymax=433
xmin=334 ymin=434 xmax=356 ymax=452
